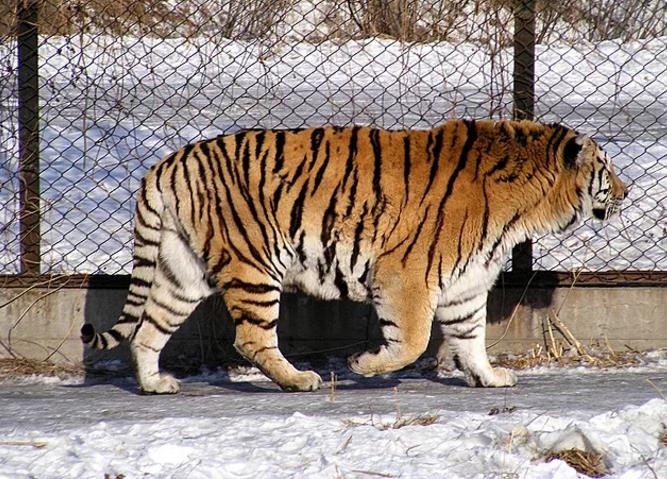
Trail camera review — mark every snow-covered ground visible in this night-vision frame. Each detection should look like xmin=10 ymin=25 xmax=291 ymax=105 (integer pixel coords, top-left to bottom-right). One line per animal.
xmin=0 ymin=35 xmax=666 ymax=274
xmin=0 ymin=363 xmax=665 ymax=479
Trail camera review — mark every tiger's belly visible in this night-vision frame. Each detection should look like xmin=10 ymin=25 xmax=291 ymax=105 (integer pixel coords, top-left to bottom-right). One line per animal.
xmin=282 ymin=252 xmax=373 ymax=303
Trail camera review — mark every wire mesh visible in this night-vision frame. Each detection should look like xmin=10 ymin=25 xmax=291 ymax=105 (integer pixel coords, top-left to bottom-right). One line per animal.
xmin=0 ymin=0 xmax=666 ymax=275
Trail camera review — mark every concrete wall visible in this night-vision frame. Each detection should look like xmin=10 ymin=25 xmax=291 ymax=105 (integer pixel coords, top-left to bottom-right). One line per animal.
xmin=0 ymin=283 xmax=664 ymax=367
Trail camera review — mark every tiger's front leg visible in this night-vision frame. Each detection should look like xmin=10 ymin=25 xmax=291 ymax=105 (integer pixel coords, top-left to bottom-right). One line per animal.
xmin=436 ymin=292 xmax=517 ymax=387
xmin=223 ymin=276 xmax=322 ymax=392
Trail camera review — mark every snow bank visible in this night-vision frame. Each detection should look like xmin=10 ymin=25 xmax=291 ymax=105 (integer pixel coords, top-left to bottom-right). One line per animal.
xmin=0 ymin=395 xmax=664 ymax=478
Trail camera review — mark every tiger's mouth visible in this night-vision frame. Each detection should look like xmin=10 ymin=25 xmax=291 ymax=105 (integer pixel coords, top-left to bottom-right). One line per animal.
xmin=592 ymin=197 xmax=624 ymax=221
xmin=592 ymin=208 xmax=607 ymax=220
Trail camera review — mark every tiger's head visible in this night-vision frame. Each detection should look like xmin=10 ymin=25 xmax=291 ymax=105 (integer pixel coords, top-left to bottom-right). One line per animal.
xmin=563 ymin=132 xmax=628 ymax=222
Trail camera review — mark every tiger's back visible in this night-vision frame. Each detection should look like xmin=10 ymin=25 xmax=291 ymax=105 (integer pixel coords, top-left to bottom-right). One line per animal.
xmin=82 ymin=119 xmax=627 ymax=394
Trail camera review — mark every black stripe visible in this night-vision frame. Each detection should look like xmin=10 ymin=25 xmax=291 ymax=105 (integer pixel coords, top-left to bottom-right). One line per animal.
xmin=403 ymin=135 xmax=411 ymax=206
xmin=151 ymin=295 xmax=190 ymax=317
xmin=546 ymin=124 xmax=569 ymax=162
xmin=344 ymin=168 xmax=358 ymax=219
xmin=487 ymin=154 xmax=509 ymax=177
xmin=117 ymin=312 xmax=140 ymax=324
xmin=133 ymin=255 xmax=156 ymax=269
xmin=130 ymin=276 xmax=152 ymax=290
xmin=158 ymin=251 xmax=184 ymax=290
xmin=224 ymin=279 xmax=281 ymax=295
xmin=209 ymin=249 xmax=232 ymax=277
xmin=289 ymin=183 xmax=309 ymax=239
xmin=485 ymin=211 xmax=522 ymax=267
xmin=437 ymin=304 xmax=484 ymax=326
xmin=450 ymin=324 xmax=482 ymax=340
xmin=401 ymin=206 xmax=430 ymax=265
xmin=171 ymin=289 xmax=204 ymax=304
xmin=479 ymin=182 xmax=490 ymax=247
xmin=341 ymin=127 xmax=359 ymax=190
xmin=420 ymin=129 xmax=443 ymax=204
xmin=309 ymin=128 xmax=325 ymax=171
xmin=350 ymin=203 xmax=368 ymax=270
xmin=187 ymin=148 xmax=199 ymax=225
xmin=251 ymin=346 xmax=278 ymax=359
xmin=359 ymin=260 xmax=371 ymax=285
xmin=451 ymin=209 xmax=468 ymax=275
xmin=169 ymin=160 xmax=181 ymax=217
xmin=194 ymin=144 xmax=215 ymax=254
xmin=216 ymin=136 xmax=237 ymax=186
xmin=334 ymin=267 xmax=349 ymax=297
xmin=273 ymin=130 xmax=286 ymax=173
xmin=439 ymin=292 xmax=482 ymax=308
xmin=141 ymin=179 xmax=161 ymax=219
xmin=241 ymin=138 xmax=253 ymax=187
xmin=311 ymin=140 xmax=330 ymax=194
xmin=321 ymin=184 xmax=340 ymax=250
xmin=240 ymin=298 xmax=280 ymax=308
xmin=296 ymin=231 xmax=307 ymax=264
xmin=107 ymin=328 xmax=125 ymax=344
xmin=254 ymin=130 xmax=266 ymax=158
xmin=379 ymin=318 xmax=399 ymax=328
xmin=370 ymin=129 xmax=382 ymax=208
xmin=125 ymin=296 xmax=145 ymax=307
xmin=234 ymin=314 xmax=278 ymax=330
xmin=143 ymin=312 xmax=176 ymax=335
xmin=133 ymin=227 xmax=159 ymax=248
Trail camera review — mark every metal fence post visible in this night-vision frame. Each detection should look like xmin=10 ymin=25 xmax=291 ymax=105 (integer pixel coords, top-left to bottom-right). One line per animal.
xmin=17 ymin=0 xmax=41 ymax=274
xmin=512 ymin=0 xmax=535 ymax=272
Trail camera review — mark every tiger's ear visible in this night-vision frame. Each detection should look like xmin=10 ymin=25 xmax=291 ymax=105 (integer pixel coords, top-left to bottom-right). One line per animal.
xmin=563 ymin=134 xmax=585 ymax=169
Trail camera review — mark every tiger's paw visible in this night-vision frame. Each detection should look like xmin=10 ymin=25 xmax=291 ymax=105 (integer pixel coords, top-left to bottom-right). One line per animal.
xmin=139 ymin=373 xmax=181 ymax=395
xmin=347 ymin=351 xmax=382 ymax=377
xmin=465 ymin=367 xmax=517 ymax=388
xmin=280 ymin=371 xmax=323 ymax=392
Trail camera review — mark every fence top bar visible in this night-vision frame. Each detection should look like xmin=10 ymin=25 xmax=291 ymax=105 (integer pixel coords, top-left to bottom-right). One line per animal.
xmin=1 ymin=272 xmax=665 ymax=290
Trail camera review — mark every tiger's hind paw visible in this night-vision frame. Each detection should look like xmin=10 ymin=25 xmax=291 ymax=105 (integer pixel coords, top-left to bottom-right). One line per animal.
xmin=139 ymin=373 xmax=181 ymax=395
xmin=347 ymin=351 xmax=379 ymax=377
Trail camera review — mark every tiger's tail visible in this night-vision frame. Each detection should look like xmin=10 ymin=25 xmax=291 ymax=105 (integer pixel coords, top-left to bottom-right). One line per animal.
xmin=81 ymin=171 xmax=164 ymax=350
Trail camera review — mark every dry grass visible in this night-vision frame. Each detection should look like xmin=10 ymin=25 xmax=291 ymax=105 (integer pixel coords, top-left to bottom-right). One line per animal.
xmin=545 ymin=448 xmax=607 ymax=478
xmin=2 ymin=0 xmax=664 ymax=42
xmin=344 ymin=413 xmax=439 ymax=431
xmin=491 ymin=312 xmax=650 ymax=371
xmin=494 ymin=347 xmax=646 ymax=371
xmin=0 ymin=358 xmax=83 ymax=380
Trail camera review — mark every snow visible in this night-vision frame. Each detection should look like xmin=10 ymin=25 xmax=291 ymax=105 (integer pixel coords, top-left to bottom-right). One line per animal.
xmin=1 ymin=34 xmax=666 ymax=274
xmin=0 ymin=365 xmax=665 ymax=478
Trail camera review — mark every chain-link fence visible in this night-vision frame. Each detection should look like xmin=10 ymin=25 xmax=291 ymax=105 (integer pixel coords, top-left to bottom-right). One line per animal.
xmin=1 ymin=0 xmax=666 ymax=277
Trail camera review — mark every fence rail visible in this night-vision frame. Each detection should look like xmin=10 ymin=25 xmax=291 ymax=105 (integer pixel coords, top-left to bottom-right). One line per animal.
xmin=1 ymin=0 xmax=666 ymax=279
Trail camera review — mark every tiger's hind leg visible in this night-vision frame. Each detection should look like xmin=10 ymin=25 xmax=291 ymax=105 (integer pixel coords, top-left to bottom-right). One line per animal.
xmin=348 ymin=273 xmax=438 ymax=376
xmin=436 ymin=292 xmax=516 ymax=387
xmin=131 ymin=226 xmax=213 ymax=394
xmin=222 ymin=271 xmax=322 ymax=391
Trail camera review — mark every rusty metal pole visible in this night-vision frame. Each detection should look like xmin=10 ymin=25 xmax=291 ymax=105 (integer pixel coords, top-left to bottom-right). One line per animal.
xmin=17 ymin=0 xmax=41 ymax=274
xmin=512 ymin=0 xmax=535 ymax=272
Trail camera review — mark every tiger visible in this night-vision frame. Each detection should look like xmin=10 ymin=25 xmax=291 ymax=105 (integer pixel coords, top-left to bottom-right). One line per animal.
xmin=81 ymin=119 xmax=627 ymax=394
